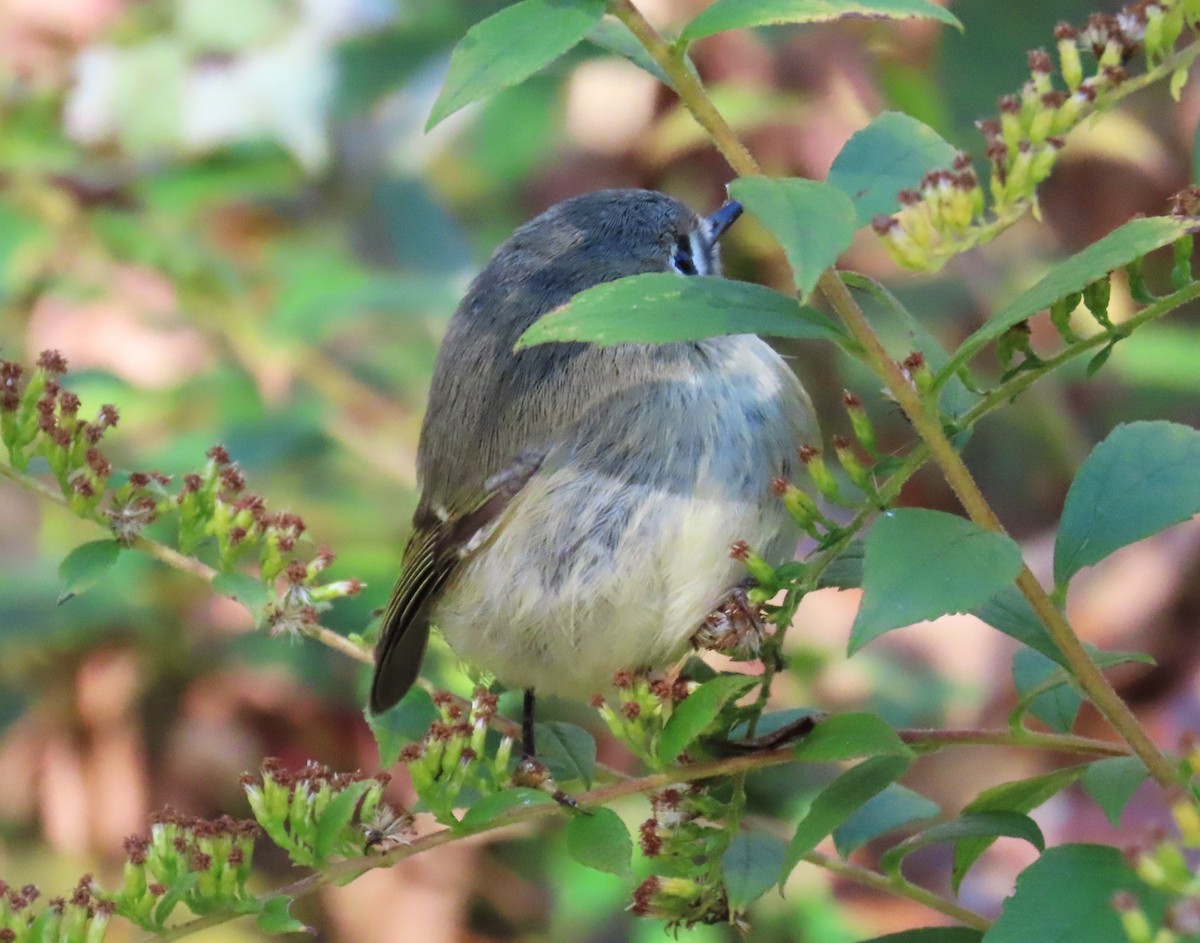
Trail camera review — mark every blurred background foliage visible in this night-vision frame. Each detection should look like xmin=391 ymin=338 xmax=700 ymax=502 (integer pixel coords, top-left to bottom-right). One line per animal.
xmin=2 ymin=0 xmax=1200 ymax=940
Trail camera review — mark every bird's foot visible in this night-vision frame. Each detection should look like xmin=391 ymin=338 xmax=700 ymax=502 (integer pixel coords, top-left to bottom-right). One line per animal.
xmin=691 ymin=586 xmax=777 ymax=666
xmin=512 ymin=755 xmax=581 ymax=810
xmin=703 ymin=713 xmax=823 ymax=756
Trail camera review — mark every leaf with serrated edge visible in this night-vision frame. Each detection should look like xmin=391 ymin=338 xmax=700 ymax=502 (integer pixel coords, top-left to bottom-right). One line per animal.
xmin=659 ymin=674 xmax=758 ymax=763
xmin=1083 ymin=756 xmax=1148 ymax=828
xmin=566 ymin=807 xmax=632 ymax=877
xmin=782 ymin=755 xmax=910 ymax=879
xmin=724 ymin=831 xmax=788 ymax=912
xmin=427 ymin=0 xmax=606 ymax=130
xmin=1055 ymin=421 xmax=1200 ymax=586
xmin=730 ymin=177 xmax=856 ymax=299
xmin=518 ymin=273 xmax=845 ymax=349
xmin=459 ymin=788 xmax=557 ymax=830
xmin=792 ymin=713 xmax=912 ymax=762
xmin=682 ymin=0 xmax=961 ymax=41
xmin=828 ymin=112 xmax=958 ymax=226
xmin=937 ymin=218 xmax=1193 ymax=389
xmin=879 ymin=811 xmax=1044 ymax=879
xmin=952 ymin=768 xmax=1085 ymax=891
xmin=851 ymin=509 xmax=1023 ymax=652
xmin=58 ymin=539 xmax=121 ymax=604
xmin=536 ymin=722 xmax=596 ymax=788
xmin=833 ymin=784 xmax=940 ymax=857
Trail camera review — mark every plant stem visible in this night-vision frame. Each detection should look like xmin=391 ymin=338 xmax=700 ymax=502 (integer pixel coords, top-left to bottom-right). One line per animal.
xmin=802 ymin=849 xmax=993 ymax=932
xmin=609 ymin=0 xmax=1181 ymax=790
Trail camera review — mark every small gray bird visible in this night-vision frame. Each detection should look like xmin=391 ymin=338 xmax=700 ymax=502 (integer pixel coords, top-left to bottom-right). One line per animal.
xmin=369 ymin=189 xmax=817 ymax=750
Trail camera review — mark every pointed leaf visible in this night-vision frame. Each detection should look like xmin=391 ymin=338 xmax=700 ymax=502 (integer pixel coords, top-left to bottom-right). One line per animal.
xmin=517 ymin=273 xmax=845 ymax=348
xmin=953 ymin=767 xmax=1087 ymax=891
xmin=212 ymin=571 xmax=270 ymax=623
xmin=1054 ymin=421 xmax=1200 ymax=586
xmin=536 ymin=721 xmax=596 ymax=788
xmin=427 ymin=0 xmax=607 ymax=130
xmin=792 ymin=712 xmax=912 ymax=762
xmin=828 ymin=112 xmax=958 ymax=225
xmin=1082 ymin=756 xmax=1148 ymax=828
xmin=459 ymin=787 xmax=557 ymax=830
xmin=659 ymin=674 xmax=758 ymax=763
xmin=984 ymin=844 xmax=1166 ymax=943
xmin=366 ymin=687 xmax=438 ymax=769
xmin=566 ymin=807 xmax=632 ymax=877
xmin=973 ymin=585 xmax=1065 ymax=668
xmin=833 ymin=784 xmax=940 ymax=857
xmin=724 ymin=831 xmax=788 ymax=912
xmin=938 ymin=218 xmax=1194 ymax=388
xmin=859 ymin=931 xmax=983 ymax=943
xmin=58 ymin=539 xmax=121 ymax=603
xmin=851 ymin=509 xmax=1023 ymax=652
xmin=782 ymin=754 xmax=911 ymax=878
xmin=1011 ymin=648 xmax=1082 ymax=734
xmin=256 ymin=896 xmax=308 ymax=935
xmin=729 ymin=177 xmax=857 ymax=298
xmin=682 ymin=0 xmax=961 ymax=41
xmin=879 ymin=812 xmax=1044 ymax=880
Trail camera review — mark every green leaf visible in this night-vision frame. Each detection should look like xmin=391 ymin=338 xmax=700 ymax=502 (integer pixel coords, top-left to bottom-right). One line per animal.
xmin=681 ymin=0 xmax=961 ymax=41
xmin=984 ymin=844 xmax=1166 ymax=943
xmin=937 ymin=218 xmax=1194 ymax=388
xmin=859 ymin=930 xmax=983 ymax=943
xmin=1011 ymin=648 xmax=1081 ymax=734
xmin=1082 ymin=756 xmax=1148 ymax=828
xmin=880 ymin=812 xmax=1044 ymax=880
xmin=58 ymin=539 xmax=121 ymax=604
xmin=426 ymin=0 xmax=607 ymax=130
xmin=850 ymin=509 xmax=1024 ymax=653
xmin=827 ymin=112 xmax=959 ymax=226
xmin=536 ymin=721 xmax=596 ymax=788
xmin=517 ymin=273 xmax=845 ymax=348
xmin=366 ymin=687 xmax=438 ymax=769
xmin=459 ymin=787 xmax=558 ymax=830
xmin=792 ymin=712 xmax=913 ymax=762
xmin=313 ymin=780 xmax=375 ymax=863
xmin=1054 ymin=421 xmax=1200 ymax=587
xmin=832 ymin=784 xmax=940 ymax=857
xmin=723 ymin=831 xmax=787 ymax=912
xmin=565 ymin=807 xmax=632 ymax=877
xmin=586 ymin=19 xmax=682 ymax=88
xmin=953 ymin=767 xmax=1086 ymax=891
xmin=972 ymin=585 xmax=1066 ymax=668
xmin=818 ymin=539 xmax=864 ymax=589
xmin=782 ymin=754 xmax=911 ymax=879
xmin=659 ymin=674 xmax=758 ymax=763
xmin=256 ymin=896 xmax=308 ymax=935
xmin=212 ymin=571 xmax=271 ymax=623
xmin=728 ymin=177 xmax=857 ymax=299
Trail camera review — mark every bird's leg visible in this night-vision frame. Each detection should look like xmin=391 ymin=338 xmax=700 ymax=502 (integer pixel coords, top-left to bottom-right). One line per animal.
xmin=521 ymin=687 xmax=537 ymax=759
xmin=511 ymin=687 xmax=581 ymax=810
xmin=691 ymin=584 xmax=782 ymax=669
xmin=704 ymin=712 xmax=824 ymax=755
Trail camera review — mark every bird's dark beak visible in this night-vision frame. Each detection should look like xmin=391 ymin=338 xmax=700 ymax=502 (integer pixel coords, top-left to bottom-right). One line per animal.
xmin=706 ymin=201 xmax=743 ymax=240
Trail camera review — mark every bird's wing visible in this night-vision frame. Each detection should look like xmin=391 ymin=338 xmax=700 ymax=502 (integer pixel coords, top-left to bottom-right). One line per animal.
xmin=368 ymin=448 xmax=546 ymax=714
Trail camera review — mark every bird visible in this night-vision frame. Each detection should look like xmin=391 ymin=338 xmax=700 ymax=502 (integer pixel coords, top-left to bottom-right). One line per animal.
xmin=368 ymin=188 xmax=818 ymax=756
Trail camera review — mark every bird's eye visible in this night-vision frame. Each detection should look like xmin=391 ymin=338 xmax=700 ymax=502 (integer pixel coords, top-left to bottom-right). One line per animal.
xmin=670 ymin=234 xmax=698 ymax=276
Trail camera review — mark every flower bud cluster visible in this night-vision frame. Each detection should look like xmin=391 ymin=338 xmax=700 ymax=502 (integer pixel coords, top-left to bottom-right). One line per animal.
xmin=631 ymin=785 xmax=735 ymax=928
xmin=0 ymin=876 xmax=113 ymax=943
xmin=241 ymin=759 xmax=402 ymax=867
xmin=0 ymin=351 xmax=362 ymax=632
xmin=397 ymin=690 xmax=514 ymax=824
xmin=873 ymin=0 xmax=1200 ymax=271
xmin=591 ymin=672 xmax=695 ymax=767
xmin=113 ymin=810 xmax=260 ymax=927
xmin=0 ymin=351 xmax=118 ymax=513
